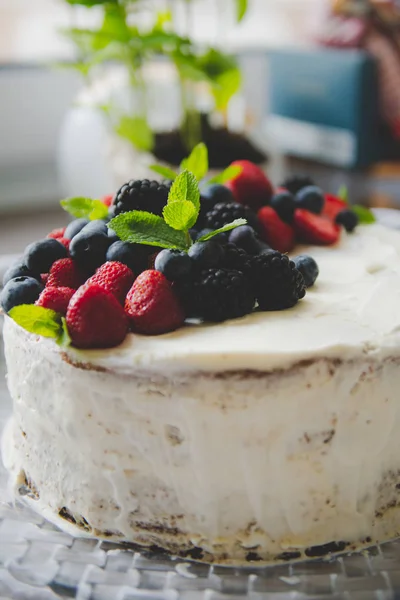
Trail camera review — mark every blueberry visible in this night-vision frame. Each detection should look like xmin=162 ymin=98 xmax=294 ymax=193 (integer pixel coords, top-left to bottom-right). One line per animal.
xmin=69 ymin=221 xmax=112 ymax=273
xmin=106 ymin=241 xmax=148 ymax=273
xmin=64 ymin=218 xmax=90 ymax=240
xmin=107 ymin=228 xmax=120 ymax=243
xmin=271 ymin=191 xmax=296 ymax=223
xmin=188 ymin=241 xmax=224 ymax=269
xmin=335 ymin=209 xmax=359 ymax=233
xmin=2 ymin=262 xmax=40 ymax=287
xmin=201 ymin=184 xmax=234 ymax=208
xmin=196 ymin=229 xmax=229 ymax=245
xmin=24 ymin=239 xmax=68 ymax=274
xmin=0 ymin=276 xmax=43 ymax=313
xmin=155 ymin=249 xmax=192 ymax=281
xmin=295 ymin=186 xmax=325 ymax=214
xmin=229 ymin=225 xmax=260 ymax=254
xmin=292 ymin=255 xmax=319 ymax=288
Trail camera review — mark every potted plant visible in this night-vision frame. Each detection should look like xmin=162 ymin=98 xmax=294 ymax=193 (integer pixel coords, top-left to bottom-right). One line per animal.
xmin=58 ymin=0 xmax=267 ymax=196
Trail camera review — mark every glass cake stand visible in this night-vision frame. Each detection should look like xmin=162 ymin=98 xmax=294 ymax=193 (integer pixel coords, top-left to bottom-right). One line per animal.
xmin=2 ymin=210 xmax=400 ymax=600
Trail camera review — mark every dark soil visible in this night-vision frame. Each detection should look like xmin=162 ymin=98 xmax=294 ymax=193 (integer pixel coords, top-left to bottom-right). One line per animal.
xmin=153 ymin=114 xmax=267 ymax=168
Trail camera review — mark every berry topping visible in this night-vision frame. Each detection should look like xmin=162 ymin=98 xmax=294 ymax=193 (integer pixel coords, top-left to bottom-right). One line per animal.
xmin=36 ymin=286 xmax=75 ymax=315
xmin=198 ymin=184 xmax=234 ymax=225
xmin=228 ymin=225 xmax=261 ymax=255
xmin=335 ymin=209 xmax=359 ymax=233
xmin=0 ymin=276 xmax=44 ymax=313
xmin=125 ymin=270 xmax=185 ymax=335
xmin=292 ymin=255 xmax=319 ymax=288
xmin=64 ymin=218 xmax=90 ymax=240
xmin=257 ymin=206 xmax=295 ymax=253
xmin=113 ymin=179 xmax=170 ymax=216
xmin=250 ymin=251 xmax=306 ymax=310
xmin=66 ymin=283 xmax=128 ymax=349
xmin=188 ymin=240 xmax=224 ymax=269
xmin=3 ymin=262 xmax=40 ymax=287
xmin=178 ymin=268 xmax=255 ymax=322
xmin=106 ymin=240 xmax=149 ymax=273
xmin=222 ymin=243 xmax=253 ymax=279
xmin=294 ymin=209 xmax=341 ymax=246
xmin=280 ymin=174 xmax=315 ymax=195
xmin=204 ymin=202 xmax=258 ymax=232
xmin=225 ymin=160 xmax=273 ymax=210
xmin=270 ymin=191 xmax=296 ymax=223
xmin=47 ymin=227 xmax=66 ymax=240
xmin=87 ymin=261 xmax=135 ymax=304
xmin=295 ymin=186 xmax=325 ymax=214
xmin=69 ymin=220 xmax=112 ymax=273
xmin=322 ymin=194 xmax=347 ymax=220
xmin=154 ymin=249 xmax=192 ymax=281
xmin=24 ymin=238 xmax=68 ymax=274
xmin=46 ymin=258 xmax=86 ymax=289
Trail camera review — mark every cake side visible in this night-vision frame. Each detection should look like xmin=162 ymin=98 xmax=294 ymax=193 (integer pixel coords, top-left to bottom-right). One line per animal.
xmin=4 ymin=318 xmax=400 ymax=563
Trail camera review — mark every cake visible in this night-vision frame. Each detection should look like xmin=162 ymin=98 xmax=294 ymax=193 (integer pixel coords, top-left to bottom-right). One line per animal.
xmin=2 ymin=156 xmax=397 ymax=564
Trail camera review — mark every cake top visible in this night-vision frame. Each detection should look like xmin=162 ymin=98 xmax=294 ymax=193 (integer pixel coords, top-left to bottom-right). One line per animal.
xmin=0 ymin=144 xmax=378 ymax=360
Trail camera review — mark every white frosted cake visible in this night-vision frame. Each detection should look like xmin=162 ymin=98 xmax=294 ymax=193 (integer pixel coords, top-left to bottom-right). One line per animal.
xmin=4 ymin=223 xmax=400 ymax=563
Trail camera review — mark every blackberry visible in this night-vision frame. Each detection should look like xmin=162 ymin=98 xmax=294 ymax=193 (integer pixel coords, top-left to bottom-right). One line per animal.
xmin=204 ymin=202 xmax=259 ymax=232
xmin=251 ymin=251 xmax=306 ymax=310
xmin=281 ymin=174 xmax=315 ymax=196
xmin=222 ymin=243 xmax=253 ymax=280
xmin=113 ymin=179 xmax=170 ymax=216
xmin=178 ymin=268 xmax=255 ymax=322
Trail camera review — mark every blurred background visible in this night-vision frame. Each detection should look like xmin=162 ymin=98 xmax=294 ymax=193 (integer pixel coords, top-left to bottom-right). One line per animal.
xmin=1 ymin=0 xmax=400 ymax=253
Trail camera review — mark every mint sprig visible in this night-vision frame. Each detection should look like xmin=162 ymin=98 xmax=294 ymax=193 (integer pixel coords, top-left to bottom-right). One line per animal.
xmin=149 ymin=165 xmax=178 ymax=181
xmin=208 ymin=164 xmax=242 ymax=185
xmin=61 ymin=197 xmax=109 ymax=221
xmin=197 ymin=219 xmax=247 ymax=242
xmin=337 ymin=185 xmax=349 ymax=204
xmin=108 ymin=210 xmax=189 ymax=250
xmin=352 ymin=205 xmax=376 ymax=224
xmin=180 ymin=142 xmax=208 ymax=181
xmin=9 ymin=305 xmax=71 ymax=347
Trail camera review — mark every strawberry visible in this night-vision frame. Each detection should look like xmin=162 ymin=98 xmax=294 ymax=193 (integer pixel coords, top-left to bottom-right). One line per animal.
xmin=225 ymin=160 xmax=273 ymax=211
xmin=323 ymin=194 xmax=347 ymax=221
xmin=47 ymin=227 xmax=66 ymax=240
xmin=294 ymin=209 xmax=341 ymax=246
xmin=36 ymin=286 xmax=75 ymax=315
xmin=66 ymin=283 xmax=128 ymax=349
xmin=87 ymin=261 xmax=135 ymax=304
xmin=47 ymin=258 xmax=86 ymax=289
xmin=125 ymin=270 xmax=185 ymax=335
xmin=41 ymin=273 xmax=49 ymax=286
xmin=257 ymin=206 xmax=295 ymax=253
xmin=101 ymin=194 xmax=113 ymax=207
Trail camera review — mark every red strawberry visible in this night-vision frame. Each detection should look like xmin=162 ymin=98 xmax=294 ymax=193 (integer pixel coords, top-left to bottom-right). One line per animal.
xmin=102 ymin=194 xmax=113 ymax=207
xmin=36 ymin=286 xmax=75 ymax=315
xmin=41 ymin=273 xmax=49 ymax=286
xmin=294 ymin=209 xmax=341 ymax=246
xmin=47 ymin=258 xmax=86 ymax=289
xmin=47 ymin=227 xmax=66 ymax=240
xmin=225 ymin=160 xmax=273 ymax=211
xmin=257 ymin=206 xmax=295 ymax=253
xmin=323 ymin=194 xmax=347 ymax=221
xmin=66 ymin=283 xmax=128 ymax=349
xmin=125 ymin=270 xmax=185 ymax=335
xmin=87 ymin=261 xmax=135 ymax=304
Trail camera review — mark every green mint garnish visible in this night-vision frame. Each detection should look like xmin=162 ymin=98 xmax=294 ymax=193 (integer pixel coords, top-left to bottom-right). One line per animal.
xmin=167 ymin=170 xmax=200 ymax=212
xmin=197 ymin=218 xmax=247 ymax=242
xmin=180 ymin=142 xmax=208 ymax=181
xmin=208 ymin=164 xmax=242 ymax=185
xmin=9 ymin=305 xmax=71 ymax=347
xmin=352 ymin=205 xmax=376 ymax=224
xmin=236 ymin=0 xmax=248 ymax=21
xmin=149 ymin=165 xmax=178 ymax=181
xmin=163 ymin=201 xmax=198 ymax=231
xmin=61 ymin=197 xmax=109 ymax=221
xmin=108 ymin=211 xmax=189 ymax=250
xmin=337 ymin=185 xmax=349 ymax=204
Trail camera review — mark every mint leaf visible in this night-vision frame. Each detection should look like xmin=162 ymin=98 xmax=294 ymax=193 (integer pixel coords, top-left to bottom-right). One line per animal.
xmin=115 ymin=116 xmax=154 ymax=152
xmin=212 ymin=68 xmax=241 ymax=111
xmin=208 ymin=164 xmax=242 ymax=185
xmin=236 ymin=0 xmax=248 ymax=21
xmin=149 ymin=165 xmax=178 ymax=181
xmin=352 ymin=205 xmax=376 ymax=224
xmin=168 ymin=170 xmax=200 ymax=213
xmin=180 ymin=143 xmax=208 ymax=181
xmin=108 ymin=211 xmax=189 ymax=250
xmin=9 ymin=305 xmax=62 ymax=339
xmin=163 ymin=201 xmax=197 ymax=231
xmin=338 ymin=185 xmax=349 ymax=204
xmin=57 ymin=318 xmax=72 ymax=347
xmin=197 ymin=218 xmax=247 ymax=242
xmin=60 ymin=197 xmax=108 ymax=221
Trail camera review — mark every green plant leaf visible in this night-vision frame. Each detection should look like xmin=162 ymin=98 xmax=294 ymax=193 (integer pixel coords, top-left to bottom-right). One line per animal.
xmin=180 ymin=143 xmax=208 ymax=181
xmin=235 ymin=0 xmax=248 ymax=21
xmin=57 ymin=318 xmax=72 ymax=347
xmin=9 ymin=305 xmax=62 ymax=339
xmin=208 ymin=164 xmax=242 ymax=185
xmin=108 ymin=211 xmax=189 ymax=250
xmin=149 ymin=165 xmax=178 ymax=180
xmin=65 ymin=0 xmax=114 ymax=5
xmin=352 ymin=205 xmax=376 ymax=224
xmin=163 ymin=200 xmax=198 ymax=231
xmin=60 ymin=197 xmax=109 ymax=221
xmin=168 ymin=170 xmax=200 ymax=213
xmin=338 ymin=185 xmax=349 ymax=204
xmin=212 ymin=68 xmax=241 ymax=111
xmin=115 ymin=116 xmax=154 ymax=152
xmin=197 ymin=218 xmax=247 ymax=241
